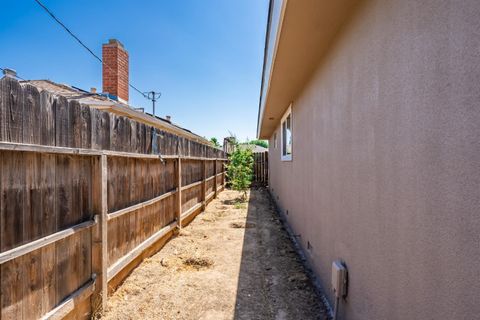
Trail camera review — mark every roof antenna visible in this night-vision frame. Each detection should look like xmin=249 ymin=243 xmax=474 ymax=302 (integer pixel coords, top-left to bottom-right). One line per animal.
xmin=144 ymin=91 xmax=162 ymax=117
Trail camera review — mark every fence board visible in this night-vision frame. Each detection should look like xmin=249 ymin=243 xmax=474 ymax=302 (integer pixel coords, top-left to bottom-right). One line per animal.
xmin=39 ymin=91 xmax=56 ymax=146
xmin=0 ymin=77 xmax=4 ymax=140
xmin=56 ymin=155 xmax=73 ymax=229
xmin=78 ymin=228 xmax=92 ymax=286
xmin=145 ymin=125 xmax=152 ymax=154
xmin=1 ymin=255 xmax=24 ymax=319
xmin=1 ymin=77 xmax=23 ymax=143
xmin=42 ymin=243 xmax=57 ymax=315
xmin=79 ymin=104 xmax=92 ymax=149
xmin=23 ymin=84 xmax=41 ymax=145
xmin=56 ymin=237 xmax=72 ymax=302
xmin=25 ymin=153 xmax=43 ymax=241
xmin=1 ymin=152 xmax=25 ymax=251
xmin=55 ymin=97 xmax=69 ymax=147
xmin=91 ymin=109 xmax=110 ymax=150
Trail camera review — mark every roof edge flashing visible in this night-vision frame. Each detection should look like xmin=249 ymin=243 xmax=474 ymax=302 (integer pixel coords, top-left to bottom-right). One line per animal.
xmin=257 ymin=0 xmax=288 ymax=139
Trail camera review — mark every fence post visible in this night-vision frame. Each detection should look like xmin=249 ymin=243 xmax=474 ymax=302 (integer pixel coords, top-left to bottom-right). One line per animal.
xmin=262 ymin=152 xmax=265 ymax=183
xmin=265 ymin=152 xmax=268 ymax=185
xmin=92 ymin=154 xmax=108 ymax=313
xmin=201 ymin=159 xmax=206 ymax=210
xmin=256 ymin=153 xmax=258 ymax=182
xmin=213 ymin=160 xmax=217 ymax=199
xmin=176 ymin=157 xmax=182 ymax=229
xmin=255 ymin=153 xmax=259 ymax=182
xmin=222 ymin=160 xmax=226 ymax=187
xmin=255 ymin=153 xmax=257 ymax=182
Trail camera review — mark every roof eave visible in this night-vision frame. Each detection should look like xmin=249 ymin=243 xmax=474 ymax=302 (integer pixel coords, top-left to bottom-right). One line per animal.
xmin=257 ymin=0 xmax=361 ymax=139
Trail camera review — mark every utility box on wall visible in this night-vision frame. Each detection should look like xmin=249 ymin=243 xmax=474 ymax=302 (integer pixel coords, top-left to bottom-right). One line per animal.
xmin=332 ymin=261 xmax=348 ymax=298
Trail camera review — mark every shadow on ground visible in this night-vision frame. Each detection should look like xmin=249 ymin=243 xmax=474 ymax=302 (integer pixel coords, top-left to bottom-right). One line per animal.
xmin=232 ymin=187 xmax=328 ymax=320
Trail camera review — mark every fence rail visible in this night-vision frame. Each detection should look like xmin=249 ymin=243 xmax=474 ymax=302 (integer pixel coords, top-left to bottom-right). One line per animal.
xmin=0 ymin=76 xmax=227 ymax=319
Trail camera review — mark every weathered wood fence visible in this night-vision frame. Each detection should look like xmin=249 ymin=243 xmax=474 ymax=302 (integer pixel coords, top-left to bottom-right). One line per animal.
xmin=0 ymin=77 xmax=227 ymax=319
xmin=253 ymin=152 xmax=268 ymax=185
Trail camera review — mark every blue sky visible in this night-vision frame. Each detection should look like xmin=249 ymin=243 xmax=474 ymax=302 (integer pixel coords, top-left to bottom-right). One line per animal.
xmin=0 ymin=0 xmax=269 ymax=142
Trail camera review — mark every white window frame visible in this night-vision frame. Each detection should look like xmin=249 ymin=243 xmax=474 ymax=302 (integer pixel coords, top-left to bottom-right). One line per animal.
xmin=280 ymin=104 xmax=292 ymax=161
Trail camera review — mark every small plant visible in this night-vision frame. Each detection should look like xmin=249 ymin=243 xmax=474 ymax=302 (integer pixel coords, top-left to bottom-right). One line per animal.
xmin=234 ymin=201 xmax=247 ymax=209
xmin=226 ymin=139 xmax=253 ymax=200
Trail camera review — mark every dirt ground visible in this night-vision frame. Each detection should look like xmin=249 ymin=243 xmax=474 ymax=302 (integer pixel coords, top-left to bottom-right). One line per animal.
xmin=102 ymin=188 xmax=328 ymax=320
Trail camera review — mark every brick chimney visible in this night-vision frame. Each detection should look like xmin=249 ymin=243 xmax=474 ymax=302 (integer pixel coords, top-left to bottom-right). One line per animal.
xmin=102 ymin=39 xmax=129 ymax=103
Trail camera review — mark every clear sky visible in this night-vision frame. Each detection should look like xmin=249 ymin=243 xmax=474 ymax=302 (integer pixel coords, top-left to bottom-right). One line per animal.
xmin=0 ymin=0 xmax=269 ymax=142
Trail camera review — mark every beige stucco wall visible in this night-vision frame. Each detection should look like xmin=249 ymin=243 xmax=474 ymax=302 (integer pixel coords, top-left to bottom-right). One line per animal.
xmin=267 ymin=1 xmax=480 ymax=319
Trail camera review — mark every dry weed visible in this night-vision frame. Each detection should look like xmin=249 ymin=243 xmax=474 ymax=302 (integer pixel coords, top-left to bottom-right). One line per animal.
xmin=230 ymin=221 xmax=256 ymax=229
xmin=182 ymin=257 xmax=214 ymax=270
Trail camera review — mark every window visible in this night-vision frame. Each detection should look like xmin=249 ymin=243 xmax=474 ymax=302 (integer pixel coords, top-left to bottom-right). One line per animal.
xmin=281 ymin=104 xmax=292 ymax=161
xmin=273 ymin=132 xmax=277 ymax=149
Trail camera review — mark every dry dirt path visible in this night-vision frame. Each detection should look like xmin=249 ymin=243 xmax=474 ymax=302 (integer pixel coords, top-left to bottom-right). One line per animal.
xmin=103 ymin=188 xmax=328 ymax=320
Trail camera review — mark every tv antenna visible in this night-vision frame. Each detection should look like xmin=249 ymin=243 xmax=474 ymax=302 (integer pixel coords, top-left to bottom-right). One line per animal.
xmin=144 ymin=91 xmax=162 ymax=117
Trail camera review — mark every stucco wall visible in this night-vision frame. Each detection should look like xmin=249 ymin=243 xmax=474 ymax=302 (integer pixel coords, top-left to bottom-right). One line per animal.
xmin=267 ymin=1 xmax=480 ymax=319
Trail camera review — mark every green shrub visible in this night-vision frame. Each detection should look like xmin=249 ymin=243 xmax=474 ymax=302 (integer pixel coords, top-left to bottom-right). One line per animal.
xmin=226 ymin=144 xmax=253 ymax=200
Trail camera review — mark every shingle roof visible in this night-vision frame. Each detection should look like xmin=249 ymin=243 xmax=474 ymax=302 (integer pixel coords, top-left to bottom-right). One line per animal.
xmin=238 ymin=144 xmax=268 ymax=153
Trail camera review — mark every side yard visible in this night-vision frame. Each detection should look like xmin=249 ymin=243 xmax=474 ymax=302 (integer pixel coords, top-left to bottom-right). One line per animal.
xmin=102 ymin=188 xmax=328 ymax=320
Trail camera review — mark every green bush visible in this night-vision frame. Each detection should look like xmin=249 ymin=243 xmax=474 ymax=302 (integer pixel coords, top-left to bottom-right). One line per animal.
xmin=226 ymin=144 xmax=253 ymax=200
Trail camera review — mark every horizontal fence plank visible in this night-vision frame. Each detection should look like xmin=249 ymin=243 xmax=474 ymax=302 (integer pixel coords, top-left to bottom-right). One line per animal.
xmin=104 ymin=149 xmax=226 ymax=161
xmin=180 ymin=202 xmax=203 ymax=221
xmin=0 ymin=141 xmax=102 ymax=156
xmin=103 ymin=150 xmax=174 ymax=160
xmin=180 ymin=180 xmax=202 ymax=191
xmin=0 ymin=218 xmax=97 ymax=264
xmin=206 ymin=191 xmax=215 ymax=201
xmin=182 ymin=157 xmax=226 ymax=161
xmin=0 ymin=142 xmax=227 ymax=160
xmin=40 ymin=276 xmax=96 ymax=320
xmin=107 ymin=221 xmax=178 ymax=281
xmin=107 ymin=189 xmax=178 ymax=221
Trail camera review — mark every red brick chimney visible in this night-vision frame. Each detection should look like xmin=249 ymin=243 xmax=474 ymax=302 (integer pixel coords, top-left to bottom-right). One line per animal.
xmin=102 ymin=39 xmax=129 ymax=103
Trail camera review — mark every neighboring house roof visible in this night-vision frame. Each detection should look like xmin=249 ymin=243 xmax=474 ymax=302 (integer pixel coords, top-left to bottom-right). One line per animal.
xmin=22 ymin=79 xmax=211 ymax=145
xmin=238 ymin=144 xmax=268 ymax=153
xmin=257 ymin=0 xmax=358 ymax=139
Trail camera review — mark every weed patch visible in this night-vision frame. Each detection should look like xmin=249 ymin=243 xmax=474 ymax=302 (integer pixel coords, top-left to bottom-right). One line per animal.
xmin=183 ymin=257 xmax=214 ymax=270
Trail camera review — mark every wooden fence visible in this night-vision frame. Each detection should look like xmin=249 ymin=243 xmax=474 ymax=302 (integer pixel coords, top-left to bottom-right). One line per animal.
xmin=253 ymin=152 xmax=268 ymax=185
xmin=0 ymin=77 xmax=227 ymax=319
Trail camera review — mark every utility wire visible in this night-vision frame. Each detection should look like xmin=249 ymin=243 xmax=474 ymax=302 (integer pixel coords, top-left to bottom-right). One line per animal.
xmin=33 ymin=0 xmax=148 ymax=99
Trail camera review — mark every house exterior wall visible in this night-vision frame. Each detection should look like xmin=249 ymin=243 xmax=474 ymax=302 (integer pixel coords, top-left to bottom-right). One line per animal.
xmin=267 ymin=1 xmax=480 ymax=319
